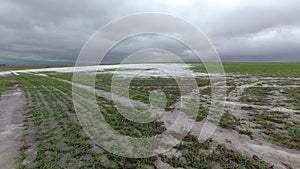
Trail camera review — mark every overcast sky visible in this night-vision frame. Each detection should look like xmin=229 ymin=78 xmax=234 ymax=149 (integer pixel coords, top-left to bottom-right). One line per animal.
xmin=0 ymin=0 xmax=300 ymax=65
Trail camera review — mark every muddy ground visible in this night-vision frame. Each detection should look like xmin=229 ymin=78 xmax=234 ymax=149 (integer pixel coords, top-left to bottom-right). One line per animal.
xmin=53 ymin=72 xmax=300 ymax=168
xmin=0 ymin=84 xmax=25 ymax=169
xmin=0 ymin=64 xmax=299 ymax=168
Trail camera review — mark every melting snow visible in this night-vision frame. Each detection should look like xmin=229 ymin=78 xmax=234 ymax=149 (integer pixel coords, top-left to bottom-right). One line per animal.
xmin=0 ymin=64 xmax=210 ymax=78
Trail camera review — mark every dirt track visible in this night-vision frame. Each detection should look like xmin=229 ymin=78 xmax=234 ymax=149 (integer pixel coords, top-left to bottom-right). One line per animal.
xmin=0 ymin=84 xmax=25 ymax=169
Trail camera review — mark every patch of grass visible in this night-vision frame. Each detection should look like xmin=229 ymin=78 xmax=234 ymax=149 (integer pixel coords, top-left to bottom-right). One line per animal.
xmin=241 ymin=87 xmax=276 ymax=106
xmin=212 ymin=144 xmax=273 ymax=169
xmin=241 ymin=106 xmax=255 ymax=110
xmin=219 ymin=112 xmax=240 ymax=130
xmin=249 ymin=111 xmax=288 ymax=126
xmin=239 ymin=130 xmax=253 ymax=139
xmin=0 ymin=76 xmax=8 ymax=95
xmin=15 ymin=164 xmax=25 ymax=169
xmin=99 ymin=97 xmax=166 ymax=138
xmin=249 ymin=111 xmax=299 ymax=150
xmin=162 ymin=136 xmax=214 ymax=168
xmin=48 ymin=72 xmax=182 ymax=109
xmin=261 ymin=126 xmax=300 ymax=150
xmin=192 ymin=62 xmax=300 ymax=77
xmin=242 ymin=86 xmax=299 ymax=113
xmin=162 ymin=135 xmax=272 ymax=169
xmin=196 ymin=102 xmax=209 ymax=122
xmin=285 ymin=88 xmax=300 ymax=110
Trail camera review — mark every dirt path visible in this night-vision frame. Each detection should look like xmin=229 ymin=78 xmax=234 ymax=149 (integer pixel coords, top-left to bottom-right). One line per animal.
xmin=0 ymin=84 xmax=25 ymax=169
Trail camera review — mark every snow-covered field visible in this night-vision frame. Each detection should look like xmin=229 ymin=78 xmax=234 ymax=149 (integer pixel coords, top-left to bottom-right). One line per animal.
xmin=0 ymin=63 xmax=209 ymax=78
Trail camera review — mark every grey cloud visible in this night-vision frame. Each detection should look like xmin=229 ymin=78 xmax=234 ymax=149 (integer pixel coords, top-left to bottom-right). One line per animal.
xmin=0 ymin=0 xmax=299 ymax=65
xmin=206 ymin=1 xmax=300 ymax=38
xmin=102 ymin=34 xmax=201 ymax=64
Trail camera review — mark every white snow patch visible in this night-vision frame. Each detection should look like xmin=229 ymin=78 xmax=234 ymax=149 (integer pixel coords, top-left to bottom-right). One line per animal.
xmin=0 ymin=64 xmax=210 ymax=78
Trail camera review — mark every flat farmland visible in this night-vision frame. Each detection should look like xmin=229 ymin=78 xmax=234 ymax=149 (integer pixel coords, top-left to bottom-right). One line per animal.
xmin=0 ymin=63 xmax=299 ymax=169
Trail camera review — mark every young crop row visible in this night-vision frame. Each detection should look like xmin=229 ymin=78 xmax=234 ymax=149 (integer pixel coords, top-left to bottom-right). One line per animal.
xmin=0 ymin=76 xmax=8 ymax=95
xmin=15 ymin=74 xmax=167 ymax=168
xmin=47 ymin=72 xmax=212 ymax=113
xmin=18 ymin=73 xmax=274 ymax=168
xmin=16 ymin=74 xmax=105 ymax=168
xmin=240 ymin=87 xmax=300 ymax=150
xmin=162 ymin=135 xmax=272 ymax=169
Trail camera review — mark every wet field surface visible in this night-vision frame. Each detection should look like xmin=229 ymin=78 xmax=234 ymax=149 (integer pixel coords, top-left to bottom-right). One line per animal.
xmin=0 ymin=84 xmax=25 ymax=169
xmin=0 ymin=63 xmax=299 ymax=168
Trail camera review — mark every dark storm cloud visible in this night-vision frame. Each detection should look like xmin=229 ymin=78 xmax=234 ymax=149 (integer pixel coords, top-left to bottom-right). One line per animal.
xmin=206 ymin=2 xmax=300 ymax=38
xmin=202 ymin=0 xmax=300 ymax=61
xmin=0 ymin=0 xmax=135 ymax=65
xmin=102 ymin=34 xmax=201 ymax=64
xmin=0 ymin=0 xmax=299 ymax=65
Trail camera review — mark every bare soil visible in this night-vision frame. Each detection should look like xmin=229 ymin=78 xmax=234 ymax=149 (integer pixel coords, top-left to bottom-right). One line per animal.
xmin=0 ymin=84 xmax=25 ymax=169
